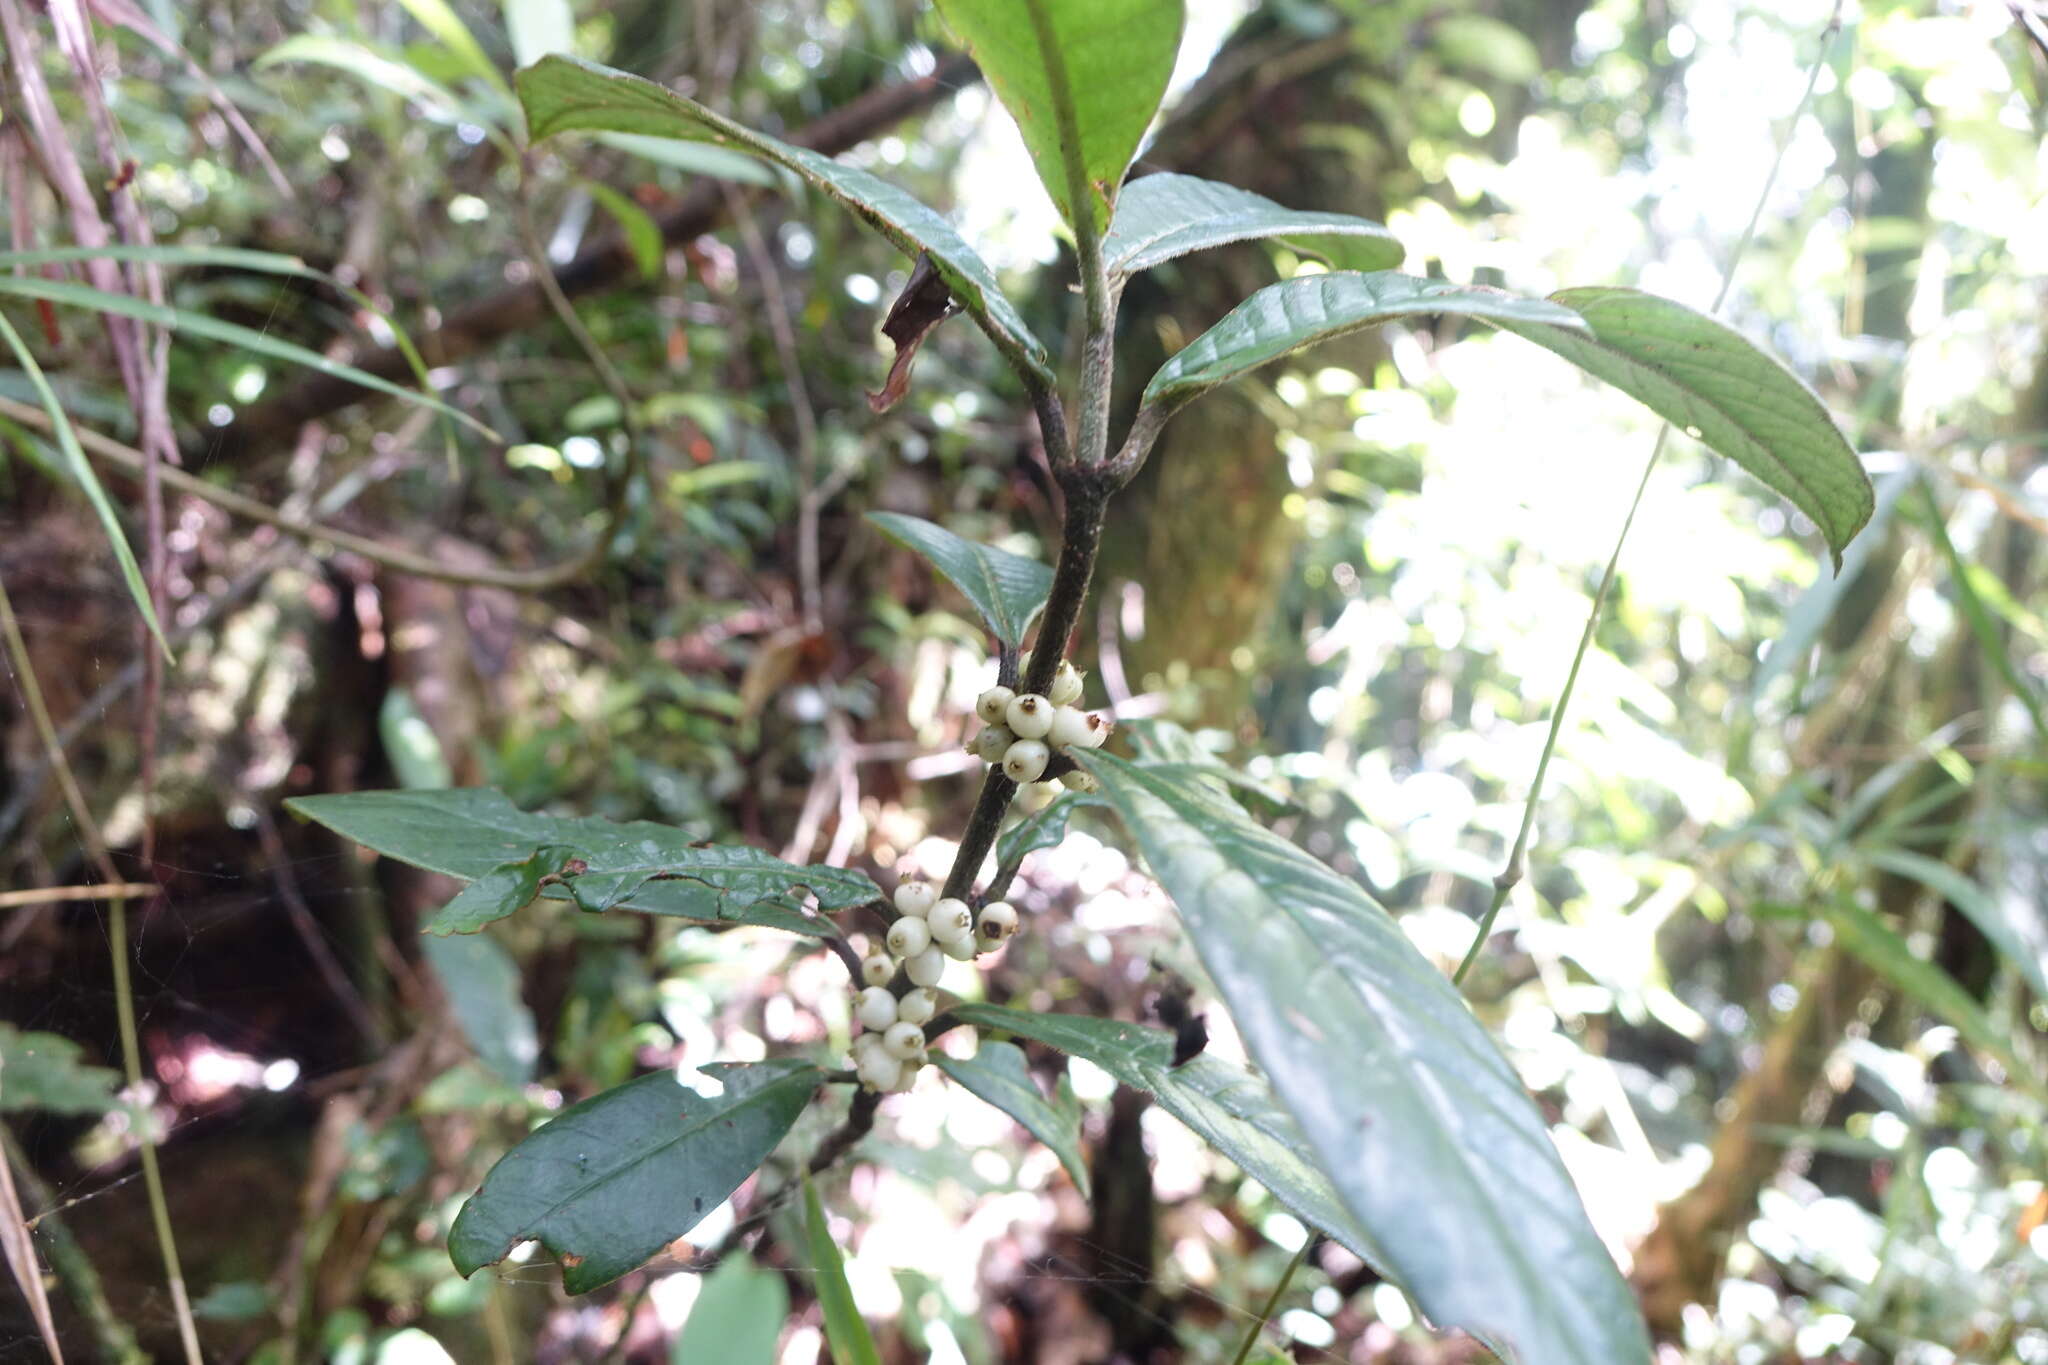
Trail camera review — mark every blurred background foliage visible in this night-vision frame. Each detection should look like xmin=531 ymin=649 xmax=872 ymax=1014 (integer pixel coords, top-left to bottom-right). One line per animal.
xmin=0 ymin=0 xmax=2043 ymax=1361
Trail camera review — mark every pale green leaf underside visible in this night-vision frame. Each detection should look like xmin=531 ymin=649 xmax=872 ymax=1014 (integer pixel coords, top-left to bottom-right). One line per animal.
xmin=1105 ymin=173 xmax=1404 ymax=279
xmin=933 ymin=0 xmax=1184 ymax=234
xmin=675 ymin=1254 xmax=788 ymax=1365
xmin=1073 ymin=752 xmax=1650 ymax=1365
xmin=952 ymin=1005 xmax=1395 ymax=1277
xmin=420 ymin=933 xmax=540 ymax=1085
xmin=286 ymin=789 xmax=878 ymax=937
xmin=866 ymin=511 xmax=1054 ymax=646
xmin=1493 ymin=287 xmax=1872 ymax=565
xmin=935 ymin=1042 xmax=1091 ymax=1196
xmin=1143 ymin=270 xmax=1587 ymax=406
xmin=515 ymin=54 xmax=1050 ymax=384
xmin=450 ymin=1061 xmax=822 ymax=1292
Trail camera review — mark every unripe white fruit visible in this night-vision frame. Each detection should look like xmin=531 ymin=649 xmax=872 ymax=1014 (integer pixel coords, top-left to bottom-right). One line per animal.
xmin=1048 ymin=661 xmax=1084 ymax=707
xmin=1060 ymin=769 xmax=1100 ymax=792
xmin=1004 ymin=694 xmax=1053 ymax=739
xmin=941 ymin=934 xmax=978 ymax=961
xmin=905 ymin=945 xmax=946 ymax=987
xmin=896 ymin=987 xmax=939 ymax=1025
xmin=977 ymin=901 xmax=1019 ymax=942
xmin=855 ymin=986 xmax=899 ymax=1031
xmin=927 ymin=898 xmax=973 ymax=943
xmin=887 ymin=1061 xmax=920 ymax=1092
xmin=975 ymin=686 xmax=1016 ymax=725
xmin=856 ymin=1049 xmax=902 ymax=1092
xmin=885 ymin=916 xmax=932 ymax=958
xmin=861 ymin=955 xmax=894 ymax=987
xmin=1047 ymin=705 xmax=1095 ymax=750
xmin=1002 ymin=739 xmax=1050 ymax=783
xmin=970 ymin=725 xmax=1014 ymax=763
xmin=881 ymin=1020 xmax=926 ymax=1061
xmin=893 ymin=880 xmax=938 ymax=919
xmin=851 ymin=1031 xmax=884 ymax=1059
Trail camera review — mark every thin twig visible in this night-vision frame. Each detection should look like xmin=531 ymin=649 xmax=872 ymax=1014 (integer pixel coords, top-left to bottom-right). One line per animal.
xmin=1226 ymin=1237 xmax=1314 ymax=1365
xmin=1453 ymin=0 xmax=1846 ymax=986
xmin=0 ymin=574 xmax=201 ymax=1365
xmin=0 ymin=882 xmax=158 ymax=908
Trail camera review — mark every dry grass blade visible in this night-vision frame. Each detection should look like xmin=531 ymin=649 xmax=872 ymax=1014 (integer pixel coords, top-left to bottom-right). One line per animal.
xmin=0 ymin=1100 xmax=66 ymax=1364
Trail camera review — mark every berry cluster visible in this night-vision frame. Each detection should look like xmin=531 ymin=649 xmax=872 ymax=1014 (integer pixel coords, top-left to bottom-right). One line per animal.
xmin=847 ymin=878 xmax=1020 ymax=1092
xmin=967 ymin=659 xmax=1110 ymax=790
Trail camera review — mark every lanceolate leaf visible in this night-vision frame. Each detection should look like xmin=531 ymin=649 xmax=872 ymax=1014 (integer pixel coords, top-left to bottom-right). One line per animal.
xmin=1492 ymin=287 xmax=1872 ymax=566
xmin=802 ymin=1175 xmax=883 ymax=1365
xmin=1819 ymin=894 xmax=2040 ymax=1094
xmin=1860 ymin=848 xmax=2048 ymax=1003
xmin=866 ymin=511 xmax=1053 ymax=647
xmin=935 ymin=1042 xmax=1091 ymax=1196
xmin=674 ymin=1254 xmax=787 ymax=1365
xmin=932 ymin=0 xmax=1184 ymax=234
xmin=996 ymin=791 xmax=1108 ymax=870
xmin=1104 ymin=174 xmax=1404 ymax=280
xmin=420 ymin=932 xmax=540 ymax=1084
xmin=450 ymin=1061 xmax=823 ymax=1291
xmin=514 ymin=54 xmax=1051 ymax=385
xmin=1143 ymin=271 xmax=1587 ymax=407
xmin=952 ymin=1005 xmax=1395 ymax=1279
xmin=1071 ymin=752 xmax=1650 ymax=1365
xmin=286 ymin=789 xmax=879 ymax=938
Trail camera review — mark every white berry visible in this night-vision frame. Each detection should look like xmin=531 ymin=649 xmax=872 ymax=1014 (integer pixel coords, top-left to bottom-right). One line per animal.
xmin=975 ymin=686 xmax=1016 ymax=725
xmin=1060 ymin=769 xmax=1100 ymax=792
xmin=851 ymin=1031 xmax=884 ymax=1060
xmin=1004 ymin=694 xmax=1053 ymax=739
xmin=886 ymin=1057 xmax=922 ymax=1092
xmin=1048 ymin=661 xmax=1083 ymax=706
xmin=855 ymin=986 xmax=898 ymax=1031
xmin=893 ymin=880 xmax=938 ymax=918
xmin=881 ymin=1021 xmax=926 ymax=1061
xmin=927 ymin=898 xmax=973 ymax=943
xmin=856 ymin=1049 xmax=902 ymax=1092
xmin=1002 ymin=739 xmax=1050 ymax=783
xmin=978 ymin=901 xmax=1019 ymax=942
xmin=970 ymin=725 xmax=1014 ymax=763
xmin=896 ymin=987 xmax=939 ymax=1025
xmin=905 ymin=945 xmax=946 ymax=986
xmin=1048 ymin=705 xmax=1094 ymax=750
xmin=885 ymin=916 xmax=932 ymax=958
xmin=941 ymin=934 xmax=978 ymax=961
xmin=861 ymin=955 xmax=894 ymax=987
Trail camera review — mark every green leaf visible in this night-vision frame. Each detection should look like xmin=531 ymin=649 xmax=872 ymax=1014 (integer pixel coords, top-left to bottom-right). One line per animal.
xmin=0 ymin=1024 xmax=123 ymax=1115
xmin=0 ymin=310 xmax=166 ymax=654
xmin=865 ymin=511 xmax=1053 ymax=647
xmin=420 ymin=933 xmax=540 ymax=1084
xmin=582 ymin=180 xmax=664 ymax=280
xmin=1103 ymin=174 xmax=1404 ymax=280
xmin=1860 ymin=848 xmax=2048 ymax=1003
xmin=802 ymin=1174 xmax=883 ymax=1365
xmin=1070 ymin=752 xmax=1650 ymax=1365
xmin=514 ymin=54 xmax=1051 ymax=385
xmin=450 ymin=1060 xmax=823 ymax=1292
xmin=1492 ymin=287 xmax=1873 ymax=567
xmin=396 ymin=0 xmax=509 ymax=95
xmin=996 ymin=791 xmax=1108 ymax=871
xmin=598 ymin=132 xmax=779 ymax=187
xmin=378 ymin=687 xmax=455 ymax=790
xmin=1818 ymin=894 xmax=2040 ymax=1092
xmin=0 ymin=273 xmax=494 ymax=440
xmin=951 ymin=1005 xmax=1394 ymax=1279
xmin=1143 ymin=270 xmax=1587 ymax=408
xmin=934 ymin=1042 xmax=1091 ymax=1196
xmin=257 ymin=34 xmax=469 ymax=120
xmin=423 ymin=845 xmax=584 ymax=935
xmin=1919 ymin=480 xmax=2046 ymax=740
xmin=286 ymin=788 xmax=879 ymax=938
xmin=932 ymin=0 xmax=1184 ymax=234
xmin=674 ymin=1254 xmax=788 ymax=1365
xmin=502 ymin=0 xmax=573 ymax=66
